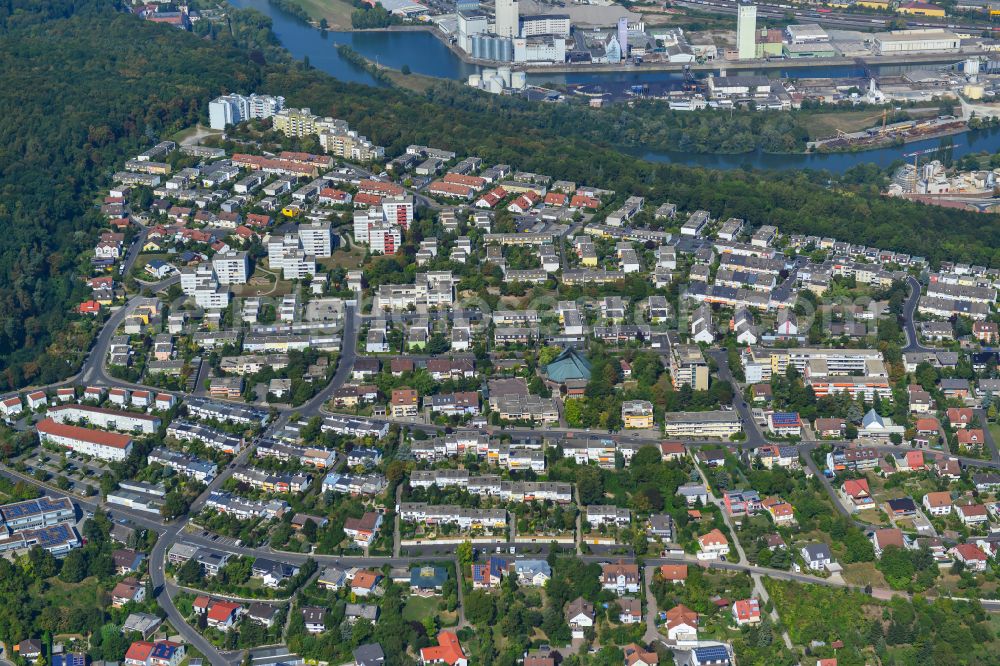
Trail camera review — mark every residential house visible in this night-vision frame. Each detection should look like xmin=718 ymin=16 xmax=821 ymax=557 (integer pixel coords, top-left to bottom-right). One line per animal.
xmin=872 ymin=528 xmax=905 ymax=558
xmin=618 ymin=597 xmax=643 ymax=624
xmin=660 ymin=564 xmax=688 ymax=584
xmin=601 ymin=560 xmax=640 ymax=595
xmin=923 ymin=491 xmax=953 ymax=516
xmin=111 ymin=578 xmax=146 ymax=608
xmin=840 ymin=478 xmax=875 ymax=512
xmin=951 ymin=543 xmax=989 ymax=571
xmin=665 ymin=604 xmax=699 ymax=645
xmin=698 ymin=529 xmax=730 ymax=560
xmin=566 ymin=597 xmax=595 ymax=639
xmin=956 ymin=503 xmax=989 ymax=525
xmin=732 ymin=598 xmax=761 ymax=626
xmin=420 ymin=631 xmax=467 ymax=666
xmin=344 ymin=512 xmax=383 ymax=547
xmin=351 ymin=570 xmax=382 ymax=597
xmin=801 ymin=543 xmax=833 ymax=571
xmin=302 ymin=606 xmax=326 ymax=634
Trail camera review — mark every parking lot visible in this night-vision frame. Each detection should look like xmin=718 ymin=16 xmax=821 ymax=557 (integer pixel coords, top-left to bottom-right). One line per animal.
xmin=9 ymin=445 xmax=106 ymax=497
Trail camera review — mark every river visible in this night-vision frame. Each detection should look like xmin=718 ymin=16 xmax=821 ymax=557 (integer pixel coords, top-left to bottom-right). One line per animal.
xmin=230 ymin=0 xmax=1000 ymax=172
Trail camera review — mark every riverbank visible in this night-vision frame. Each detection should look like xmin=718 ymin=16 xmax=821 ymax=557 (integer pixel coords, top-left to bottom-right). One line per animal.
xmin=335 ymin=42 xmax=443 ymax=93
xmin=388 ymin=24 xmax=977 ymax=76
xmin=273 ymin=0 xmax=355 ymax=31
xmin=381 ymin=22 xmax=976 ymax=75
xmin=230 ymin=0 xmax=1000 ymax=172
xmin=810 ymin=123 xmax=969 ymax=153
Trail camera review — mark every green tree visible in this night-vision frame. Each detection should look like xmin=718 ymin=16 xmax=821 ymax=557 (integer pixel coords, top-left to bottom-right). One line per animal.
xmin=464 ymin=589 xmax=496 ymax=625
xmin=177 ymin=558 xmax=203 ymax=585
xmin=59 ymin=549 xmax=88 ymax=583
xmin=457 ymin=540 xmax=474 ymax=566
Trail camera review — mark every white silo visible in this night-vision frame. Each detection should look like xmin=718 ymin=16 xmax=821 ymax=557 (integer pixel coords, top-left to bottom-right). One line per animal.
xmin=966 ymin=58 xmax=979 ymax=83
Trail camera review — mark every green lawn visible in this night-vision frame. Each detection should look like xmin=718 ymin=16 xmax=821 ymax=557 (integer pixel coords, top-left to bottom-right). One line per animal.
xmin=988 ymin=423 xmax=1000 ymax=453
xmin=284 ymin=0 xmax=356 ymax=30
xmin=402 ymin=594 xmax=441 ymax=621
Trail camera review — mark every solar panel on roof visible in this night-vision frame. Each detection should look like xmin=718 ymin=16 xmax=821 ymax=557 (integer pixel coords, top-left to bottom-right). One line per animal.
xmin=694 ymin=645 xmax=730 ymax=662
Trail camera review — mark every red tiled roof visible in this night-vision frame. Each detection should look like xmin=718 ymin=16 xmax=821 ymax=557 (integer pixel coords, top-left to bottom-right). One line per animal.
xmin=420 ymin=631 xmax=465 ymax=665
xmin=699 ymin=528 xmax=728 ymax=547
xmin=660 ymin=441 xmax=685 ymax=455
xmin=36 ymin=419 xmax=132 ymax=449
xmin=352 ymin=570 xmax=380 ymax=590
xmin=659 ymin=564 xmax=688 ymax=580
xmin=843 ymin=478 xmax=870 ymax=497
xmin=954 ymin=543 xmax=987 ymax=561
xmin=125 ymin=642 xmax=154 ymax=661
xmin=207 ymin=600 xmax=241 ymax=622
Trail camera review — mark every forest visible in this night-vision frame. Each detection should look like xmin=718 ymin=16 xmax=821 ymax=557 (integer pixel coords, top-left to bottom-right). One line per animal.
xmin=0 ymin=0 xmax=261 ymax=390
xmin=5 ymin=0 xmax=1000 ymax=394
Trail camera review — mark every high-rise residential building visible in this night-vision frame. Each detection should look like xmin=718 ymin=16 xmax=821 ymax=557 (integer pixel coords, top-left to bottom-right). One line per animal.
xmin=267 ymin=234 xmax=317 ymax=280
xmin=318 ymin=126 xmax=385 ymax=162
xmin=272 ymin=107 xmax=320 ymax=137
xmin=353 ymin=211 xmax=375 ymax=245
xmin=211 ymin=252 xmax=250 ymax=285
xmin=209 ymin=96 xmax=245 ymax=131
xmin=208 ymin=94 xmax=285 ymax=130
xmin=737 ymin=1 xmax=757 ymax=60
xmin=247 ymin=94 xmax=286 ymax=119
xmin=382 ymin=196 xmax=414 ymax=231
xmin=298 ymin=222 xmax=333 ymax=258
xmin=179 ymin=263 xmax=230 ymax=309
xmin=495 ymin=0 xmax=519 ymax=38
xmin=368 ymin=222 xmax=401 ymax=255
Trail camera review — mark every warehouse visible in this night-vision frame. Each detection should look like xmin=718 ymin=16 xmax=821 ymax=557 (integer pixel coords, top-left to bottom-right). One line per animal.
xmin=872 ymin=29 xmax=960 ymax=55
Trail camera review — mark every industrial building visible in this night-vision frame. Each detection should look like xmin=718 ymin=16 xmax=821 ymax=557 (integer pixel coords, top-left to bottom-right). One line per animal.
xmin=872 ymin=29 xmax=961 ymax=55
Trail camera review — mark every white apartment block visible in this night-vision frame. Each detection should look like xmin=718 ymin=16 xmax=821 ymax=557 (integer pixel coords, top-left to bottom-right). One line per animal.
xmin=47 ymin=404 xmax=160 ymax=434
xmin=397 ymin=503 xmax=507 ymax=530
xmin=382 ymin=196 xmax=414 ymax=230
xmin=211 ymin=252 xmax=250 ymax=285
xmin=36 ymin=419 xmax=133 ymax=462
xmin=586 ymin=505 xmax=631 ymax=527
xmin=208 ymin=93 xmax=285 ymax=130
xmin=267 ymin=234 xmax=316 ymax=280
xmin=298 ymin=222 xmax=333 ymax=258
xmin=369 ymin=221 xmax=402 ymax=255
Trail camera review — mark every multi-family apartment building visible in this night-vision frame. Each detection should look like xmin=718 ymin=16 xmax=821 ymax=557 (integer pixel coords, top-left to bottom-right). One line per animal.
xmin=204 ymin=492 xmax=289 ymax=520
xmin=662 ymin=411 xmax=742 ymax=438
xmin=396 ymin=503 xmax=507 ymax=530
xmin=47 ymin=404 xmax=160 ymax=434
xmin=36 ymin=419 xmax=133 ymax=461
xmin=147 ymin=447 xmax=218 ymax=483
xmin=666 ymin=333 xmax=709 ymax=391
xmin=232 ymin=467 xmax=311 ymax=494
xmin=166 ymin=420 xmax=244 ymax=455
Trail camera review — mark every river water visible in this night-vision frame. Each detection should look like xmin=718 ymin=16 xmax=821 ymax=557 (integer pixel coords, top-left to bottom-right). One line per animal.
xmin=230 ymin=0 xmax=1000 ymax=171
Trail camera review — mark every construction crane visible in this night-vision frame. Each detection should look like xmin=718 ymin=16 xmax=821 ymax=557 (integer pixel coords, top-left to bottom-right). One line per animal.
xmin=904 ymin=146 xmax=943 ymax=170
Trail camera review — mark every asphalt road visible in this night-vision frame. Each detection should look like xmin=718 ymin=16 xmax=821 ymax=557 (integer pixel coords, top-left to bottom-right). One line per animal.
xmin=706 ymin=348 xmax=767 ymax=446
xmin=149 ymin=521 xmax=239 ymax=666
xmin=902 ymin=275 xmax=932 ymax=353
